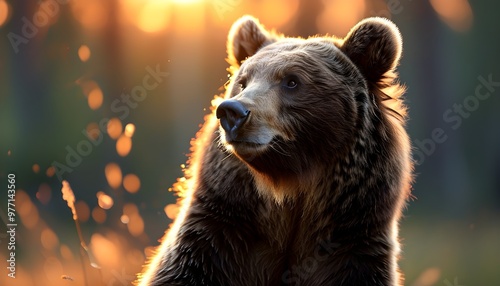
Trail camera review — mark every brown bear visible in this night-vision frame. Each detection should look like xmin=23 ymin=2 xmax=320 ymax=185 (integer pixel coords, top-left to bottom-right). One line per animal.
xmin=137 ymin=15 xmax=412 ymax=286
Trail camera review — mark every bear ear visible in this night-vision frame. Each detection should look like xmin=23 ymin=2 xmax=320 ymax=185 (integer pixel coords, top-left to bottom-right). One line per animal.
xmin=340 ymin=17 xmax=402 ymax=83
xmin=227 ymin=15 xmax=278 ymax=68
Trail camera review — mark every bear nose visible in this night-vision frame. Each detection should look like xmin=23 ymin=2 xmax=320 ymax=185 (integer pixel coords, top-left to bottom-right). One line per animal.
xmin=216 ymin=99 xmax=250 ymax=140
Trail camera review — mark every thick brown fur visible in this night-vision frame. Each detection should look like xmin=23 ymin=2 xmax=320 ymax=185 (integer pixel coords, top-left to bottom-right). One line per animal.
xmin=137 ymin=15 xmax=412 ymax=286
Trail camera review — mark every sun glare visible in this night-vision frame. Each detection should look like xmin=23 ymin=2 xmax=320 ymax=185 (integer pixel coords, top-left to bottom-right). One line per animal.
xmin=171 ymin=0 xmax=202 ymax=4
xmin=138 ymin=1 xmax=171 ymax=33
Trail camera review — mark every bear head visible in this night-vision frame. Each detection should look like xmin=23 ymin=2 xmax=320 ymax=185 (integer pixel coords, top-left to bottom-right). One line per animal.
xmin=216 ymin=16 xmax=405 ymax=200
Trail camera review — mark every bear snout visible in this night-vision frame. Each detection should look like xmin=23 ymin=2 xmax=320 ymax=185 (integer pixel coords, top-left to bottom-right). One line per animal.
xmin=216 ymin=99 xmax=250 ymax=141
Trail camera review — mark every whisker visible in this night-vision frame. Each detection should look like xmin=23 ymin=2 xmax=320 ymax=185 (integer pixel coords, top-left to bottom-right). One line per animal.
xmin=269 ymin=140 xmax=291 ymax=157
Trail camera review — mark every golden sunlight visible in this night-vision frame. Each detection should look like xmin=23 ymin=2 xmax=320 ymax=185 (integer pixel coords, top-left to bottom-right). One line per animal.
xmin=259 ymin=0 xmax=299 ymax=28
xmin=171 ymin=0 xmax=202 ymax=4
xmin=430 ymin=0 xmax=473 ymax=32
xmin=70 ymin=0 xmax=107 ymax=30
xmin=138 ymin=1 xmax=171 ymax=33
xmin=317 ymin=0 xmax=366 ymax=36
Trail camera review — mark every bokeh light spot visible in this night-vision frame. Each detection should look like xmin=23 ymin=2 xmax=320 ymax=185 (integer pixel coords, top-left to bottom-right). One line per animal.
xmin=92 ymin=206 xmax=107 ymax=223
xmin=124 ymin=123 xmax=136 ymax=137
xmin=97 ymin=191 xmax=114 ymax=210
xmin=127 ymin=212 xmax=144 ymax=237
xmin=165 ymin=203 xmax=179 ymax=220
xmin=120 ymin=214 xmax=130 ymax=224
xmin=116 ymin=134 xmax=132 ymax=157
xmin=41 ymin=228 xmax=60 ymax=250
xmin=86 ymin=122 xmax=101 ymax=140
xmin=123 ymin=203 xmax=138 ymax=215
xmin=90 ymin=233 xmax=120 ymax=268
xmin=105 ymin=162 xmax=122 ymax=189
xmin=88 ymin=87 xmax=103 ymax=110
xmin=46 ymin=166 xmax=56 ymax=177
xmin=36 ymin=183 xmax=52 ymax=205
xmin=78 ymin=79 xmax=99 ymax=96
xmin=17 ymin=191 xmax=32 ymax=217
xmin=123 ymin=173 xmax=141 ymax=193
xmin=78 ymin=44 xmax=91 ymax=62
xmin=412 ymin=267 xmax=441 ymax=286
xmin=60 ymin=244 xmax=74 ymax=261
xmin=0 ymin=0 xmax=9 ymax=27
xmin=17 ymin=190 xmax=40 ymax=229
xmin=43 ymin=257 xmax=63 ymax=284
xmin=107 ymin=117 xmax=123 ymax=140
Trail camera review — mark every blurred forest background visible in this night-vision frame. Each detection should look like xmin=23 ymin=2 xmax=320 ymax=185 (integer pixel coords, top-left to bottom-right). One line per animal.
xmin=0 ymin=0 xmax=499 ymax=285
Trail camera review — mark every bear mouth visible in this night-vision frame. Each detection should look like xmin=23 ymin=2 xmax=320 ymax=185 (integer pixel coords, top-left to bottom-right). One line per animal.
xmin=225 ymin=140 xmax=268 ymax=160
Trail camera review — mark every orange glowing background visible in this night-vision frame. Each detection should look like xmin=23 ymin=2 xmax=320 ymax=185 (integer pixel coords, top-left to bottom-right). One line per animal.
xmin=1 ymin=1 xmax=499 ymax=286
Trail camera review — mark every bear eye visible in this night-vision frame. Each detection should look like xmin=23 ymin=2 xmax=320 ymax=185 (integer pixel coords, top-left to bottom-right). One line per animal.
xmin=237 ymin=78 xmax=247 ymax=91
xmin=282 ymin=75 xmax=299 ymax=90
xmin=286 ymin=79 xmax=297 ymax=88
